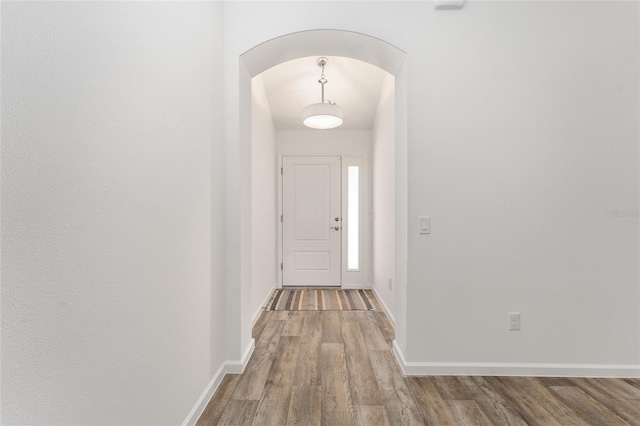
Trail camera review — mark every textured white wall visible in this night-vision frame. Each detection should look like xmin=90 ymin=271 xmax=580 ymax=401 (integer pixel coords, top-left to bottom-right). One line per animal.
xmin=3 ymin=3 xmax=639 ymax=423
xmin=372 ymin=74 xmax=396 ymax=322
xmin=1 ymin=2 xmax=226 ymax=423
xmin=225 ymin=0 xmax=639 ymax=371
xmin=251 ymin=76 xmax=277 ymax=320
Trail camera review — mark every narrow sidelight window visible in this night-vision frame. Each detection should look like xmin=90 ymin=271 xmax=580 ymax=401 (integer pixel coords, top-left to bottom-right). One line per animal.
xmin=347 ymin=166 xmax=359 ymax=270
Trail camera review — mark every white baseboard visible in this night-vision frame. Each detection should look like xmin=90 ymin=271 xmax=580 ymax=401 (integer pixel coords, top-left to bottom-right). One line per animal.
xmin=392 ymin=340 xmax=640 ymax=378
xmin=252 ymin=283 xmax=277 ymax=327
xmin=370 ymin=285 xmax=395 ymax=326
xmin=227 ymin=338 xmax=256 ymax=374
xmin=183 ymin=339 xmax=256 ymax=425
xmin=181 ymin=362 xmax=227 ymax=426
xmin=341 ymin=283 xmax=366 ymax=289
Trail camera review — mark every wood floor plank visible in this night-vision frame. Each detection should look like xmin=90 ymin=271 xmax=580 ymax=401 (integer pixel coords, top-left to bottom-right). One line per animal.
xmin=359 ymin=311 xmax=389 ymax=351
xmin=196 ymin=374 xmax=241 ymax=426
xmin=597 ymin=378 xmax=640 ymax=400
xmin=321 ymin=343 xmax=354 ymax=425
xmin=283 ymin=311 xmax=305 ymax=336
xmin=286 ymin=385 xmax=321 ymax=426
xmin=340 ymin=310 xmax=362 ymax=323
xmin=252 ymin=310 xmax=270 ymax=341
xmin=321 ymin=311 xmax=342 ymax=343
xmin=406 ymin=377 xmax=457 ymax=426
xmin=447 ymin=400 xmax=494 ymax=426
xmin=484 ymin=376 xmax=563 ymax=426
xmin=369 ymin=350 xmax=424 ymax=425
xmin=433 ymin=376 xmax=472 ymax=400
xmin=268 ymin=310 xmax=291 ymax=320
xmin=254 ymin=318 xmax=286 ymax=349
xmin=551 ymin=385 xmax=629 ymax=426
xmin=510 ymin=377 xmax=589 ymax=426
xmin=231 ymin=320 xmax=285 ymax=400
xmin=341 ymin=321 xmax=383 ymax=405
xmin=459 ymin=376 xmax=527 ymax=426
xmin=216 ymin=400 xmax=259 ymax=426
xmin=373 ymin=311 xmax=395 ymax=342
xmin=623 ymin=379 xmax=640 ymax=389
xmin=251 ymin=336 xmax=300 ymax=425
xmin=571 ymin=378 xmax=640 ymax=425
xmin=536 ymin=377 xmax=575 ymax=387
xmin=353 ymin=405 xmax=390 ymax=426
xmin=293 ymin=312 xmax=322 ymax=386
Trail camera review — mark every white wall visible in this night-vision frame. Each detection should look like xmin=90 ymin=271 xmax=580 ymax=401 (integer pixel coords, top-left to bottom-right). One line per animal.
xmin=372 ymin=74 xmax=396 ymax=322
xmin=225 ymin=0 xmax=640 ymax=375
xmin=408 ymin=0 xmax=639 ymax=370
xmin=1 ymin=2 xmax=227 ymax=423
xmin=277 ymin=130 xmax=371 ymax=155
xmin=251 ymin=76 xmax=277 ymax=321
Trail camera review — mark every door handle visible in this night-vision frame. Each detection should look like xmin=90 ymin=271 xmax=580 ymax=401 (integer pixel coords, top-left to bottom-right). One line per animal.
xmin=330 ymin=226 xmax=340 ymax=231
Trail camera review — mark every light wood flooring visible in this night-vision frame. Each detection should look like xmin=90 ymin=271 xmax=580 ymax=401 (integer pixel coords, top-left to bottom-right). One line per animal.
xmin=197 ymin=307 xmax=640 ymax=425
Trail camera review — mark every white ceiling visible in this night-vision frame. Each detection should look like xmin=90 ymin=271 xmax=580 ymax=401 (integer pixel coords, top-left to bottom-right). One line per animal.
xmin=259 ymin=56 xmax=389 ymax=131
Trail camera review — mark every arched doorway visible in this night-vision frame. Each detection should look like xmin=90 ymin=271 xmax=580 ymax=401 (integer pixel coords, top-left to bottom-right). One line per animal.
xmin=230 ymin=29 xmax=409 ymax=368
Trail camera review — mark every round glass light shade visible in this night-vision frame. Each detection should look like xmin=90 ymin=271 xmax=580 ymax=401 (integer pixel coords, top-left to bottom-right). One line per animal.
xmin=302 ymin=103 xmax=343 ymax=129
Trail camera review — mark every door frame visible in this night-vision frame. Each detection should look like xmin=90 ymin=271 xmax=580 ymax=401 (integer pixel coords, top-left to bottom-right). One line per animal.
xmin=277 ymin=153 xmax=371 ymax=289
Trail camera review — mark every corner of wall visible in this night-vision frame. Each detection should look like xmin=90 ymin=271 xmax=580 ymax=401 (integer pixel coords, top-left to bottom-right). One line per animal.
xmin=371 ymin=284 xmax=395 ymax=326
xmin=184 ymin=338 xmax=256 ymax=426
xmin=252 ymin=283 xmax=276 ymax=327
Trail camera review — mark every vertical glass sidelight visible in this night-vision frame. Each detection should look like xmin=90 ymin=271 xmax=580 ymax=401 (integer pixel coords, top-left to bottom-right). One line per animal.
xmin=347 ymin=166 xmax=359 ymax=270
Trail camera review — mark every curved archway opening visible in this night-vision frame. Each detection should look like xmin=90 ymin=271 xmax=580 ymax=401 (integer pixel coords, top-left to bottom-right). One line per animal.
xmin=235 ymin=29 xmax=409 ymax=364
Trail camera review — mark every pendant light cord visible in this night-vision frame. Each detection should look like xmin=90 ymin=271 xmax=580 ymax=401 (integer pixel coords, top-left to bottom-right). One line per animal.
xmin=318 ymin=63 xmax=327 ymax=104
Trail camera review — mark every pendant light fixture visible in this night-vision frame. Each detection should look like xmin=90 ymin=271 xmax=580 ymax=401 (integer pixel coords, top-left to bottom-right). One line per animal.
xmin=302 ymin=57 xmax=343 ymax=129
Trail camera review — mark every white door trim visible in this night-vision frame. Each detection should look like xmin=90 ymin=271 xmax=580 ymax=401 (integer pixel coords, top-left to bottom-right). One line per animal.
xmin=277 ymin=153 xmax=371 ymax=288
xmin=341 ymin=155 xmax=371 ymax=289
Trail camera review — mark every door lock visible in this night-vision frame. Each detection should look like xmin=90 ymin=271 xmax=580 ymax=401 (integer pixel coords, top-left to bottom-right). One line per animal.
xmin=335 ymin=217 xmax=340 ymax=221
xmin=330 ymin=226 xmax=340 ymax=231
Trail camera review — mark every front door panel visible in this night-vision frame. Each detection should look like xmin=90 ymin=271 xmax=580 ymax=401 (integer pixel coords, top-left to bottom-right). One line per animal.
xmin=282 ymin=156 xmax=341 ymax=286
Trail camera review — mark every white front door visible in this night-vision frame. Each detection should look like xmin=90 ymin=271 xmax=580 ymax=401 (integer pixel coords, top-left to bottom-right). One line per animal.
xmin=282 ymin=156 xmax=341 ymax=286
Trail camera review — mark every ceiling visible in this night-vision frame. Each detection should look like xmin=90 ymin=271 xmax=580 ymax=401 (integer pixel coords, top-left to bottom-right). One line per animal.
xmin=259 ymin=56 xmax=389 ymax=131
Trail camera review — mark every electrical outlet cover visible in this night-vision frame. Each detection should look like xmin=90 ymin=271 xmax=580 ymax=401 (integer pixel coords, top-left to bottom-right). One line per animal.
xmin=508 ymin=312 xmax=521 ymax=330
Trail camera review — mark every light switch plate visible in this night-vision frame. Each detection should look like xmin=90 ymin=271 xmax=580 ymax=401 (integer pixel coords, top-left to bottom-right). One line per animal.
xmin=419 ymin=216 xmax=430 ymax=234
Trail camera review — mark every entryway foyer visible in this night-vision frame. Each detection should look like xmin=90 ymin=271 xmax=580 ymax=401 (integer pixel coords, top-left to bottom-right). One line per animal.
xmin=198 ymin=293 xmax=640 ymax=425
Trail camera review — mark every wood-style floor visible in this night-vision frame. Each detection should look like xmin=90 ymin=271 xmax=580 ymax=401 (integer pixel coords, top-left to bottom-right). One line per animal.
xmin=197 ymin=306 xmax=640 ymax=425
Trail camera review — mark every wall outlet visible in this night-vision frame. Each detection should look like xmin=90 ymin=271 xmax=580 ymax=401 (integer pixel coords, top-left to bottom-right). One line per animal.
xmin=508 ymin=312 xmax=521 ymax=331
xmin=388 ymin=276 xmax=392 ymax=289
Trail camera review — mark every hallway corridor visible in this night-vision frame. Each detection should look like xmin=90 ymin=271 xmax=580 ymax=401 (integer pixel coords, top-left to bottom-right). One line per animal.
xmin=197 ymin=300 xmax=640 ymax=425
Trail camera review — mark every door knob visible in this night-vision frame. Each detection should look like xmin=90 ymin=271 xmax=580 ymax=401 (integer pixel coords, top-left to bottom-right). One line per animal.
xmin=330 ymin=226 xmax=340 ymax=231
